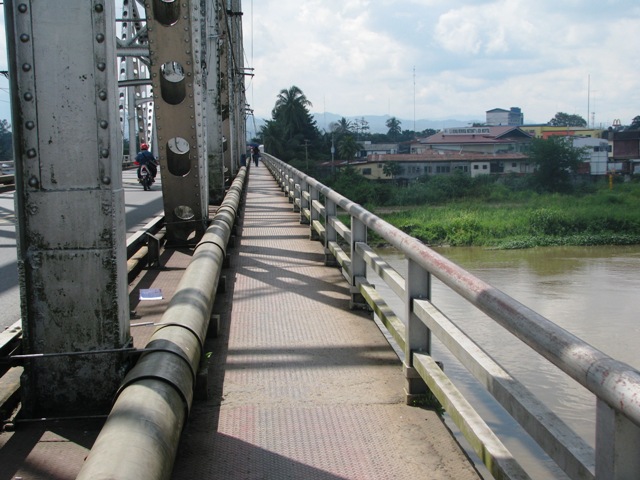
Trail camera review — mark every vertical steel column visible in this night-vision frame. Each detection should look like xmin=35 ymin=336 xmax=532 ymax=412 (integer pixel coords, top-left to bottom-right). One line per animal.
xmin=218 ymin=4 xmax=232 ymax=176
xmin=596 ymin=398 xmax=640 ymax=478
xmin=205 ymin=0 xmax=226 ymax=204
xmin=5 ymin=0 xmax=130 ymax=416
xmin=403 ymin=258 xmax=431 ymax=400
xmin=145 ymin=0 xmax=208 ymax=245
xmin=231 ymin=0 xmax=246 ymax=171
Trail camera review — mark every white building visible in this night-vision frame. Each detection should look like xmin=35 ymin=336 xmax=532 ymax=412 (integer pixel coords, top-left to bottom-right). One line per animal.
xmin=572 ymin=137 xmax=610 ymax=175
xmin=486 ymin=107 xmax=524 ymax=126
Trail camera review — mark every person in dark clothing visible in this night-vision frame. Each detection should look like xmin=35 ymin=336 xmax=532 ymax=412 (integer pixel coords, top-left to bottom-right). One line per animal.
xmin=251 ymin=146 xmax=260 ymax=166
xmin=135 ymin=143 xmax=157 ymax=182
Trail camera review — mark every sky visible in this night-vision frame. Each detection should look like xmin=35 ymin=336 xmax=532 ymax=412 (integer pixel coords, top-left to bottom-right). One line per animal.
xmin=0 ymin=1 xmax=638 ymax=133
xmin=243 ymin=0 xmax=640 ymax=130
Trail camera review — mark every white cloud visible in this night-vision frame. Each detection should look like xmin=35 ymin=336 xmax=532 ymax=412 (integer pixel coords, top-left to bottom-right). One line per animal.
xmin=0 ymin=1 xmax=638 ymax=130
xmin=245 ymin=0 xmax=640 ymax=127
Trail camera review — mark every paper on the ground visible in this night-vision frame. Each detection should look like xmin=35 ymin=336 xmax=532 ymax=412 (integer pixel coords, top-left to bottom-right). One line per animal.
xmin=139 ymin=288 xmax=163 ymax=300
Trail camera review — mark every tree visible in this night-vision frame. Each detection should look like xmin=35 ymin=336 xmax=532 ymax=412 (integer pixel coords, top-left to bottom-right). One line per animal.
xmin=528 ymin=136 xmax=585 ymax=192
xmin=337 ymin=135 xmax=360 ymax=161
xmin=630 ymin=116 xmax=640 ymax=129
xmin=382 ymin=161 xmax=402 ymax=179
xmin=333 ymin=117 xmax=353 ymax=136
xmin=260 ymin=119 xmax=287 ymax=159
xmin=420 ymin=128 xmax=437 ymax=138
xmin=548 ymin=112 xmax=587 ymax=128
xmin=259 ymin=85 xmax=321 ymax=162
xmin=272 ymin=85 xmax=319 ymax=142
xmin=353 ymin=117 xmax=370 ymax=140
xmin=386 ymin=117 xmax=402 ymax=141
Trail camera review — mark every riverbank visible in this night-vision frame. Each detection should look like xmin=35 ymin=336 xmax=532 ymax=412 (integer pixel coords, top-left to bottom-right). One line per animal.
xmin=372 ymin=184 xmax=640 ymax=249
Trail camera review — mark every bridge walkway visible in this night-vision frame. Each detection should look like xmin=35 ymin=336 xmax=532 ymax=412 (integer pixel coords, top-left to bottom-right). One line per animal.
xmin=169 ymin=164 xmax=479 ymax=479
xmin=0 ymin=163 xmax=480 ymax=479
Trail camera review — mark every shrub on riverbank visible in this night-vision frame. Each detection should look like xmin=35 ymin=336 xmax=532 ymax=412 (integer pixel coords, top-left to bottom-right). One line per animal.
xmin=373 ymin=182 xmax=640 ymax=248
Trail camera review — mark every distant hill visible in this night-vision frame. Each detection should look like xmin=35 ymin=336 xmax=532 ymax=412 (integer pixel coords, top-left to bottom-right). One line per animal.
xmin=312 ymin=113 xmax=479 ymax=134
xmin=247 ymin=113 xmax=480 ymax=137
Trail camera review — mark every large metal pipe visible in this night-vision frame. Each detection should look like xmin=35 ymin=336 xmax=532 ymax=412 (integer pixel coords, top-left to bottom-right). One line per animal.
xmin=77 ymin=167 xmax=246 ymax=480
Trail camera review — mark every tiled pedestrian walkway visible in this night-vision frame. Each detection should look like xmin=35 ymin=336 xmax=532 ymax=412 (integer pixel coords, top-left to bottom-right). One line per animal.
xmin=0 ymin=163 xmax=479 ymax=479
xmin=170 ymin=163 xmax=479 ymax=479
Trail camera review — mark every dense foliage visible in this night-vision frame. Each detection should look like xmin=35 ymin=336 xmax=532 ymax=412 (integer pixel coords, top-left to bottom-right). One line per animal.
xmin=324 ymin=166 xmax=640 ymax=248
xmin=380 ymin=182 xmax=640 ymax=248
xmin=528 ymin=136 xmax=585 ymax=192
xmin=257 ymin=86 xmax=322 ymax=163
xmin=549 ymin=112 xmax=588 ymax=127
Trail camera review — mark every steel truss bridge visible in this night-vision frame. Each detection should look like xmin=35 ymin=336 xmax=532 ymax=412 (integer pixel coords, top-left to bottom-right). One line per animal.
xmin=3 ymin=0 xmax=246 ymax=417
xmin=2 ymin=2 xmax=640 ymax=479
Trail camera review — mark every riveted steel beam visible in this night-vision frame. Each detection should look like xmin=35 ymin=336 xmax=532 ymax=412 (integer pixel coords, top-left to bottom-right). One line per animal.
xmin=145 ymin=0 xmax=209 ymax=245
xmin=4 ymin=0 xmax=130 ymax=417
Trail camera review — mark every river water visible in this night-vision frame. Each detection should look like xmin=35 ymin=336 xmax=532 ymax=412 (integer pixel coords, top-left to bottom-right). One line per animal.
xmin=373 ymin=245 xmax=640 ymax=478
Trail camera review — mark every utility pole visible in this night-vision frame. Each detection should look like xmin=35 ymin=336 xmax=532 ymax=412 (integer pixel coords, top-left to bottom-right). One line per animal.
xmin=304 ymin=139 xmax=310 ymax=171
xmin=331 ymin=134 xmax=335 ymax=177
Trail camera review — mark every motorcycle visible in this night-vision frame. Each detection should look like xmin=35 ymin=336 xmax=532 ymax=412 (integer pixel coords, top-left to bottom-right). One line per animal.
xmin=139 ymin=164 xmax=153 ymax=191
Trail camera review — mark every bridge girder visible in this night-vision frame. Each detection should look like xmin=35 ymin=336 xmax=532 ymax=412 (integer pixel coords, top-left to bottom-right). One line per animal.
xmin=5 ymin=0 xmax=130 ymax=416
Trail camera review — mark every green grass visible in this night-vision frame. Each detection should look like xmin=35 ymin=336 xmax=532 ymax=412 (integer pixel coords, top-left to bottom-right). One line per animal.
xmin=373 ymin=184 xmax=640 ymax=249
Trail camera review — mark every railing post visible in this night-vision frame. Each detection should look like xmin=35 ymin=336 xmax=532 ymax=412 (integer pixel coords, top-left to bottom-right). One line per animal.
xmin=324 ymin=197 xmax=337 ymax=266
xmin=404 ymin=258 xmax=431 ymax=402
xmin=278 ymin=167 xmax=286 ymax=192
xmin=292 ymin=174 xmax=301 ymax=213
xmin=309 ymin=186 xmax=320 ymax=240
xmin=350 ymin=217 xmax=367 ymax=309
xmin=596 ymin=398 xmax=640 ymax=478
xmin=299 ymin=178 xmax=310 ymax=224
xmin=287 ymin=174 xmax=294 ymax=204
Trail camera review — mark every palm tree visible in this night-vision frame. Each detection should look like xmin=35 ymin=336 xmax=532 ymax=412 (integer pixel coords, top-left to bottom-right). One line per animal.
xmin=386 ymin=117 xmax=402 ymax=141
xmin=272 ymin=86 xmax=313 ymax=138
xmin=338 ymin=135 xmax=360 ymax=162
xmin=382 ymin=161 xmax=402 ymax=179
xmin=332 ymin=117 xmax=353 ymax=136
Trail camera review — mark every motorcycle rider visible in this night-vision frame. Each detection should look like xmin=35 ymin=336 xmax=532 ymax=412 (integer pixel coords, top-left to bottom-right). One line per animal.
xmin=135 ymin=143 xmax=157 ymax=183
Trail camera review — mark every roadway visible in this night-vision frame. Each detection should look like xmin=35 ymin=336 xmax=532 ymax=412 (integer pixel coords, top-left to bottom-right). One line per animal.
xmin=0 ymin=169 xmax=164 ymax=330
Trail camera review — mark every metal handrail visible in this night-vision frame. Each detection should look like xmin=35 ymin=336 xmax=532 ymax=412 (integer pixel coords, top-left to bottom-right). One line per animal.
xmin=263 ymin=153 xmax=640 ymax=480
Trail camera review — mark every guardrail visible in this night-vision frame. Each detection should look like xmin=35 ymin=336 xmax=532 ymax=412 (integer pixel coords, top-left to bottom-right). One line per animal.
xmin=263 ymin=153 xmax=640 ymax=480
xmin=126 ymin=216 xmax=166 ymax=282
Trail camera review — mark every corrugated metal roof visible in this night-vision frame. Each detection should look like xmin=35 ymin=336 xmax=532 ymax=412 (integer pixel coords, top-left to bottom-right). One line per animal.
xmin=420 ymin=126 xmax=532 ymax=145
